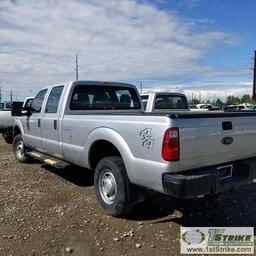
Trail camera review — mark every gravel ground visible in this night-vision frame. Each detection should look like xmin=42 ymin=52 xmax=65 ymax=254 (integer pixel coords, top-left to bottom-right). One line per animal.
xmin=1 ymin=137 xmax=256 ymax=256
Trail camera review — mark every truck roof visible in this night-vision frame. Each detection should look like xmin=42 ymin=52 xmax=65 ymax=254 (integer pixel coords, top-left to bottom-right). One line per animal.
xmin=141 ymin=92 xmax=186 ymax=97
xmin=47 ymin=80 xmax=136 ymax=89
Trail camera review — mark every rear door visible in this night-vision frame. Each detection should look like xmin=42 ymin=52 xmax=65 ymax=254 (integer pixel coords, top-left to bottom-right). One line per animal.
xmin=178 ymin=116 xmax=256 ymax=171
xmin=41 ymin=85 xmax=64 ymax=158
xmin=23 ymin=89 xmax=47 ymax=150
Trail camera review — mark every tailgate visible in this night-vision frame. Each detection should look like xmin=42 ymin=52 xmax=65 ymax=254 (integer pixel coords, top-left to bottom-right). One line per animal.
xmin=178 ymin=116 xmax=256 ymax=171
xmin=0 ymin=111 xmax=13 ymax=129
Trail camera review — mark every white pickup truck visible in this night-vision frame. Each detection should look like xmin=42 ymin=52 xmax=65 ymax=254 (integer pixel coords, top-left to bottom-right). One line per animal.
xmin=141 ymin=92 xmax=190 ymax=112
xmin=0 ymin=97 xmax=33 ymax=143
xmin=12 ymin=81 xmax=256 ymax=216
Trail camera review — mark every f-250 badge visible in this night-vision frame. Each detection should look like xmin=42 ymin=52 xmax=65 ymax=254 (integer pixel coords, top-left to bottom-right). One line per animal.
xmin=140 ymin=128 xmax=155 ymax=149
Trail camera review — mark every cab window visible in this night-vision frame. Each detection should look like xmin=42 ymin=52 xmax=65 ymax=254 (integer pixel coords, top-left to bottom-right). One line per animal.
xmin=45 ymin=86 xmax=64 ymax=113
xmin=70 ymin=85 xmax=141 ymax=111
xmin=31 ymin=89 xmax=47 ymax=113
xmin=155 ymin=95 xmax=188 ymax=110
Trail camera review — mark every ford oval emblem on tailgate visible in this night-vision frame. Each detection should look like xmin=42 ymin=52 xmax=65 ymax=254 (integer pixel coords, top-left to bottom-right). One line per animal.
xmin=221 ymin=137 xmax=233 ymax=145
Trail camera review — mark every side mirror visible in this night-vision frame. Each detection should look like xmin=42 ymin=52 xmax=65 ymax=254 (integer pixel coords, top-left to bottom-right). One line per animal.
xmin=21 ymin=106 xmax=32 ymax=116
xmin=11 ymin=102 xmax=23 ymax=116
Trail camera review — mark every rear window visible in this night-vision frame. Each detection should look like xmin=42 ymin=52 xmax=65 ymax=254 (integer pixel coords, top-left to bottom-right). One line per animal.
xmin=70 ymin=85 xmax=141 ymax=111
xmin=154 ymin=95 xmax=188 ymax=110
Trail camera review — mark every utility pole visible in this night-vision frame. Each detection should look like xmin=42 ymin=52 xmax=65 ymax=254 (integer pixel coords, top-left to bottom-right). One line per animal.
xmin=75 ymin=54 xmax=79 ymax=80
xmin=0 ymin=86 xmax=2 ymax=103
xmin=252 ymin=51 xmax=256 ymax=100
xmin=10 ymin=90 xmax=13 ymax=103
xmin=140 ymin=81 xmax=143 ymax=94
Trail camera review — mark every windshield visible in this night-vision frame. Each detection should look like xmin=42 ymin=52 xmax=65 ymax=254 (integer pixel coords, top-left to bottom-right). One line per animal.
xmin=154 ymin=95 xmax=189 ymax=110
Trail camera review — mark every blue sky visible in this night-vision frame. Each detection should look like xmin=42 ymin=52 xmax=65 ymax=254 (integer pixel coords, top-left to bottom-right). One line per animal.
xmin=140 ymin=0 xmax=255 ymax=90
xmin=0 ymin=0 xmax=255 ymax=101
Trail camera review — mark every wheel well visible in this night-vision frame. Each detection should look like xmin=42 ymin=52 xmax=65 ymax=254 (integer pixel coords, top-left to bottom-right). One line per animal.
xmin=89 ymin=140 xmax=121 ymax=170
xmin=13 ymin=126 xmax=21 ymax=137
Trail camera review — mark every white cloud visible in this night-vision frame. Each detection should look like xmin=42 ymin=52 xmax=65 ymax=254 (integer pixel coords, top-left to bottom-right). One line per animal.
xmin=0 ymin=0 xmax=240 ymax=100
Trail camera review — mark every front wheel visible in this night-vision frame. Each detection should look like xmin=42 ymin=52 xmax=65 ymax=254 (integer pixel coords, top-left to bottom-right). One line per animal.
xmin=94 ymin=156 xmax=133 ymax=216
xmin=13 ymin=135 xmax=30 ymax=163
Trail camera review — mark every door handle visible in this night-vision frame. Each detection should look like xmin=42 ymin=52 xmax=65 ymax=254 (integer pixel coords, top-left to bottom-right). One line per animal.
xmin=54 ymin=120 xmax=57 ymax=130
xmin=38 ymin=119 xmax=41 ymax=128
xmin=222 ymin=121 xmax=232 ymax=131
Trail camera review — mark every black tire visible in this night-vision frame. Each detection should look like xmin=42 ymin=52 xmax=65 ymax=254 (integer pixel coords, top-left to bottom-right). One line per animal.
xmin=13 ymin=135 xmax=30 ymax=163
xmin=94 ymin=156 xmax=133 ymax=217
xmin=2 ymin=133 xmax=13 ymax=144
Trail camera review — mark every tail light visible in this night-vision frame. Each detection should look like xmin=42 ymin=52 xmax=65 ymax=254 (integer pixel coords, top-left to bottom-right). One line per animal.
xmin=162 ymin=127 xmax=180 ymax=161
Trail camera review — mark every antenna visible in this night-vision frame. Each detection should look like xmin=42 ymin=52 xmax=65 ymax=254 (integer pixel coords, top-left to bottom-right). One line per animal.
xmin=10 ymin=90 xmax=13 ymax=103
xmin=75 ymin=54 xmax=79 ymax=80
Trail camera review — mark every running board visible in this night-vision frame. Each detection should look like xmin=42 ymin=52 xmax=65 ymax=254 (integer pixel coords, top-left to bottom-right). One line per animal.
xmin=26 ymin=151 xmax=70 ymax=169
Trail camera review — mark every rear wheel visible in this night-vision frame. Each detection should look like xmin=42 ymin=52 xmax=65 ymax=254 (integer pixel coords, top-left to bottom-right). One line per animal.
xmin=94 ymin=156 xmax=133 ymax=216
xmin=13 ymin=135 xmax=30 ymax=163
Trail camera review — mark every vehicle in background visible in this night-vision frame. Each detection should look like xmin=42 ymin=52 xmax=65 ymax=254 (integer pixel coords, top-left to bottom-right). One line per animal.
xmin=196 ymin=103 xmax=213 ymax=110
xmin=239 ymin=103 xmax=254 ymax=111
xmin=141 ymin=92 xmax=189 ymax=112
xmin=11 ymin=80 xmax=256 ymax=216
xmin=0 ymin=101 xmax=12 ymax=111
xmin=190 ymin=103 xmax=221 ymax=111
xmin=0 ymin=97 xmax=33 ymax=143
xmin=225 ymin=104 xmax=254 ymax=111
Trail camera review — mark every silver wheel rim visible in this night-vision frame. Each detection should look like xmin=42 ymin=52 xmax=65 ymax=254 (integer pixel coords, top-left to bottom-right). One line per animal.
xmin=99 ymin=169 xmax=117 ymax=205
xmin=16 ymin=140 xmax=25 ymax=159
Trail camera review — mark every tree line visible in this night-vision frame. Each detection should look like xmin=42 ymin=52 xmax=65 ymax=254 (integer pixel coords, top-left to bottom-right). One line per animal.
xmin=189 ymin=94 xmax=256 ymax=106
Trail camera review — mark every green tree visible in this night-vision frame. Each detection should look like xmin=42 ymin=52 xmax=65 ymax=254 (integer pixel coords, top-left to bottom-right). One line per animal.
xmin=189 ymin=98 xmax=200 ymax=105
xmin=241 ymin=94 xmax=251 ymax=103
xmin=226 ymin=95 xmax=240 ymax=105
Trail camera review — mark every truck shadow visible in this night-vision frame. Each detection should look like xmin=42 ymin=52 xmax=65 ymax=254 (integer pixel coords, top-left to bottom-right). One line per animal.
xmin=41 ymin=164 xmax=256 ymax=230
xmin=127 ymin=187 xmax=256 ymax=231
xmin=43 ymin=164 xmax=94 ymax=187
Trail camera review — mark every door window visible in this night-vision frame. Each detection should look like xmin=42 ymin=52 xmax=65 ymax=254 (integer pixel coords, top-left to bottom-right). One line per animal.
xmin=31 ymin=89 xmax=47 ymax=113
xmin=45 ymin=86 xmax=64 ymax=113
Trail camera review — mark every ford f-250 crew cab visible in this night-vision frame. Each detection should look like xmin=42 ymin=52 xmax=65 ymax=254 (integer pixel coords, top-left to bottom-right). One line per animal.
xmin=12 ymin=81 xmax=256 ymax=216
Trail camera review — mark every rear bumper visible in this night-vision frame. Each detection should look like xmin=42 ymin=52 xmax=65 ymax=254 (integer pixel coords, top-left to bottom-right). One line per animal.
xmin=162 ymin=158 xmax=256 ymax=198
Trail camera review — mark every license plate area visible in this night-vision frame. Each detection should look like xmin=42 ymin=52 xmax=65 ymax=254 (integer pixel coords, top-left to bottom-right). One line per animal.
xmin=218 ymin=164 xmax=233 ymax=180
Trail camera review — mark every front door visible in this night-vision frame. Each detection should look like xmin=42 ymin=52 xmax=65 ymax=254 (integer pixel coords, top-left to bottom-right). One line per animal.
xmin=23 ymin=89 xmax=47 ymax=151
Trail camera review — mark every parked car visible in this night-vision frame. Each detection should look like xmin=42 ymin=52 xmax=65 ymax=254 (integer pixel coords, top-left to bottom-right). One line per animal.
xmin=0 ymin=97 xmax=33 ymax=143
xmin=0 ymin=101 xmax=12 ymax=111
xmin=196 ymin=103 xmax=213 ymax=110
xmin=224 ymin=104 xmax=256 ymax=111
xmin=141 ymin=92 xmax=189 ymax=112
xmin=12 ymin=80 xmax=256 ymax=216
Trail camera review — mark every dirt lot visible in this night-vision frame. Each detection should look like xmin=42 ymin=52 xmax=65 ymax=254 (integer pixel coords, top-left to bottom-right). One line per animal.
xmin=1 ymin=137 xmax=256 ymax=256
